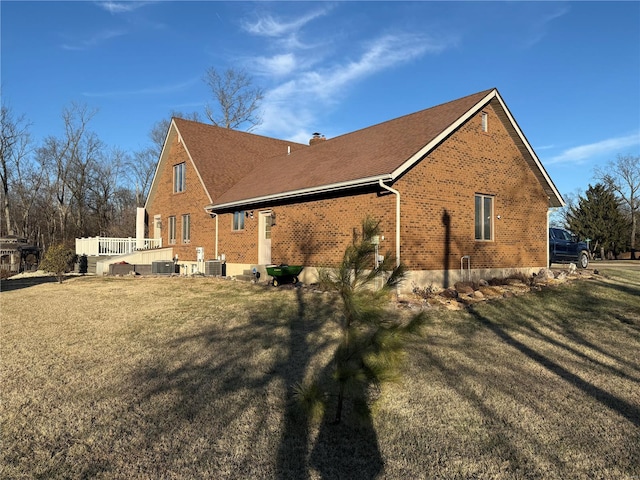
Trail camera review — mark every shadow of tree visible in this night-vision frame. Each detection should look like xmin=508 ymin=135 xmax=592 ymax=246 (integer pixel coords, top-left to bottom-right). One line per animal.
xmin=0 ymin=274 xmax=60 ymax=292
xmin=462 ymin=277 xmax=640 ymax=428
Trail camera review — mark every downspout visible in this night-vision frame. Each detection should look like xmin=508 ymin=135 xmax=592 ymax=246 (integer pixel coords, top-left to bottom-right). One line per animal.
xmin=379 ymin=179 xmax=400 ymax=267
xmin=215 ymin=214 xmax=219 ymax=259
xmin=204 ymin=208 xmax=219 ymax=259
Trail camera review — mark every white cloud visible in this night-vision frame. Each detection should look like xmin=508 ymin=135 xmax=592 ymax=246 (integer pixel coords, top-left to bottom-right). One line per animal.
xmin=256 ymin=32 xmax=453 ymax=140
xmin=546 ymin=133 xmax=640 ymax=165
xmin=83 ymin=77 xmax=200 ymax=98
xmin=251 ymin=54 xmax=298 ymax=77
xmin=524 ymin=6 xmax=570 ymax=48
xmin=61 ymin=29 xmax=127 ymax=51
xmin=242 ymin=8 xmax=331 ymax=38
xmin=95 ymin=1 xmax=153 ymax=14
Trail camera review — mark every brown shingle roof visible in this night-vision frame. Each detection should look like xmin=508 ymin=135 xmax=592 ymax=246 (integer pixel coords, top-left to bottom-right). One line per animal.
xmin=211 ymin=88 xmax=495 ymax=208
xmin=172 ymin=118 xmax=307 ymax=201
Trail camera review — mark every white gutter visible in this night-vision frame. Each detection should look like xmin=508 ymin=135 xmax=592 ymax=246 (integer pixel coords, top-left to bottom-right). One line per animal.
xmin=379 ymin=179 xmax=401 ymax=267
xmin=207 ymin=174 xmax=392 ymax=212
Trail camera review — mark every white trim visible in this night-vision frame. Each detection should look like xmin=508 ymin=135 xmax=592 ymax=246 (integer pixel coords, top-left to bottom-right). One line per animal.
xmin=208 ymin=174 xmax=391 ymax=211
xmin=144 ymin=119 xmax=213 ymax=210
xmin=201 ymin=89 xmax=563 ymax=211
xmin=390 ymin=90 xmax=497 ymax=180
xmin=492 ymin=93 xmax=564 ymax=208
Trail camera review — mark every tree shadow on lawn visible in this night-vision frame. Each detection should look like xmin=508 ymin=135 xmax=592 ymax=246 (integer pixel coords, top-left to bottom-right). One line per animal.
xmin=406 ymin=277 xmax=640 ymax=477
xmin=125 ymin=286 xmax=384 ymax=478
xmin=0 ymin=274 xmax=60 ymax=292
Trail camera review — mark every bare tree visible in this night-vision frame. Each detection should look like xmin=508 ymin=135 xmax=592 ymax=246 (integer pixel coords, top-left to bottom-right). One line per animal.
xmin=595 ymin=154 xmax=640 ymax=258
xmin=1 ymin=103 xmax=32 ymax=236
xmin=88 ymin=147 xmax=128 ymax=235
xmin=203 ymin=67 xmax=264 ymax=131
xmin=38 ymin=102 xmax=102 ymax=243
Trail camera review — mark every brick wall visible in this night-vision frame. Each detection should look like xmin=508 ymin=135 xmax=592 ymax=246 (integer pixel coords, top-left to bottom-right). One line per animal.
xmin=216 ymin=103 xmax=548 ymax=272
xmin=146 ymin=136 xmax=217 ymax=261
xmin=150 ymin=103 xmax=549 ymax=278
xmin=398 ymin=101 xmax=549 ymax=271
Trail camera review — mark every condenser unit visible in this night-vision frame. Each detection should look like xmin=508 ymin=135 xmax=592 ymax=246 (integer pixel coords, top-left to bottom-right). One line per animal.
xmin=205 ymin=260 xmax=225 ymax=276
xmin=152 ymin=261 xmax=174 ymax=274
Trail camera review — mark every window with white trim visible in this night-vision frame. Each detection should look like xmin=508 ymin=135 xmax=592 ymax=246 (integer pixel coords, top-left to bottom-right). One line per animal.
xmin=168 ymin=216 xmax=177 ymax=244
xmin=173 ymin=163 xmax=186 ymax=193
xmin=233 ymin=211 xmax=245 ymax=231
xmin=474 ymin=194 xmax=493 ymax=241
xmin=481 ymin=112 xmax=488 ymax=132
xmin=182 ymin=214 xmax=190 ymax=244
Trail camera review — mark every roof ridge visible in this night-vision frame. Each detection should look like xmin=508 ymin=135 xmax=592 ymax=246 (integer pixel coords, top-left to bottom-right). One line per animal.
xmin=172 ymin=117 xmax=307 ymax=147
xmin=323 ymin=88 xmax=496 ymax=143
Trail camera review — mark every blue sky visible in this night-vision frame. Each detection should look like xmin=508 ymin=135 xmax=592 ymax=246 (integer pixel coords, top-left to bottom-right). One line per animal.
xmin=2 ymin=1 xmax=639 ymax=199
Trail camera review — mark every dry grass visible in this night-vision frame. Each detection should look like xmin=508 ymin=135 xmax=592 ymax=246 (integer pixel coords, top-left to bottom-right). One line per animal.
xmin=1 ymin=269 xmax=639 ymax=479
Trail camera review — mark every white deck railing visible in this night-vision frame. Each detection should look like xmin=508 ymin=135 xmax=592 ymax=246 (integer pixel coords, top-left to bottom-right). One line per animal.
xmin=75 ymin=237 xmax=162 ymax=256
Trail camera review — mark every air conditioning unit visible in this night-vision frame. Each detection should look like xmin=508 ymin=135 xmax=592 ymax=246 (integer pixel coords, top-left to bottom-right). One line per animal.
xmin=205 ymin=260 xmax=222 ymax=276
xmin=152 ymin=261 xmax=174 ymax=274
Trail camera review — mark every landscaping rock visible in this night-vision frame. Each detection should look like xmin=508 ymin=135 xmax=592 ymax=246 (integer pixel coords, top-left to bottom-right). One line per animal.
xmin=536 ymin=268 xmax=555 ymax=282
xmin=455 ymin=283 xmax=475 ymax=295
xmin=440 ymin=288 xmax=459 ymax=299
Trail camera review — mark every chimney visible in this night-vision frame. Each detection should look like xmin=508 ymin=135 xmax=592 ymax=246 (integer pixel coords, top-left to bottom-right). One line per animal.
xmin=309 ymin=132 xmax=326 ymax=146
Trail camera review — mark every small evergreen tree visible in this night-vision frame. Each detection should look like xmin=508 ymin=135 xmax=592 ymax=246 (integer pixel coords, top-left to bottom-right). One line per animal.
xmin=567 ymin=184 xmax=630 ymax=259
xmin=297 ymin=217 xmax=425 ymax=424
xmin=39 ymin=244 xmax=76 ymax=283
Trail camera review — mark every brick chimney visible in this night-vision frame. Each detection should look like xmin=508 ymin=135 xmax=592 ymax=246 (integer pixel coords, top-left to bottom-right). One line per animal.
xmin=309 ymin=132 xmax=326 ymax=146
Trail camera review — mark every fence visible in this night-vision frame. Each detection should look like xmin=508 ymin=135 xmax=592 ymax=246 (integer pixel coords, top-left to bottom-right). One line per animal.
xmin=75 ymin=237 xmax=162 ymax=256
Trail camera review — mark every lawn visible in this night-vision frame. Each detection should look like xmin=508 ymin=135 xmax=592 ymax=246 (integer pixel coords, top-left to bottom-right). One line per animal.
xmin=1 ymin=269 xmax=639 ymax=479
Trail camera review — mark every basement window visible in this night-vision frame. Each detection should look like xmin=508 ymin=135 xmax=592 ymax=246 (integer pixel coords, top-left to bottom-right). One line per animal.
xmin=474 ymin=194 xmax=493 ymax=241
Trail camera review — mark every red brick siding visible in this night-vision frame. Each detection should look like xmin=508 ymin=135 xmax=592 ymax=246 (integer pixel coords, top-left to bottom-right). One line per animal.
xmin=150 ymin=104 xmax=549 ymax=271
xmin=146 ymin=136 xmax=217 ymax=261
xmin=216 ymin=193 xmax=396 ymax=267
xmin=398 ymin=103 xmax=548 ymax=270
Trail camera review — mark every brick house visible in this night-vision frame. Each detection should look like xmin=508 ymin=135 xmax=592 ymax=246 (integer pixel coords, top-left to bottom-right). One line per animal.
xmin=144 ymin=88 xmax=563 ymax=289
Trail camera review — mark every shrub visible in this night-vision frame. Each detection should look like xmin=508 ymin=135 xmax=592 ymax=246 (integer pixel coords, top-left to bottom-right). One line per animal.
xmin=39 ymin=244 xmax=76 ymax=283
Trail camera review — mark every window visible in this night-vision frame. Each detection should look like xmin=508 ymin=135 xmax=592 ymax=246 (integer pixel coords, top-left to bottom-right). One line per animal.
xmin=182 ymin=214 xmax=191 ymax=243
xmin=168 ymin=216 xmax=176 ymax=244
xmin=481 ymin=112 xmax=488 ymax=132
xmin=475 ymin=194 xmax=493 ymax=241
xmin=173 ymin=163 xmax=186 ymax=193
xmin=233 ymin=211 xmax=245 ymax=231
xmin=264 ymin=214 xmax=272 ymax=240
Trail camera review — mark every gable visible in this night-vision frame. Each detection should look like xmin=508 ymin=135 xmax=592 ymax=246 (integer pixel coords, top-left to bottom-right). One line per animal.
xmin=145 ymin=118 xmax=307 ymax=210
xmin=208 ymin=89 xmax=563 ymax=210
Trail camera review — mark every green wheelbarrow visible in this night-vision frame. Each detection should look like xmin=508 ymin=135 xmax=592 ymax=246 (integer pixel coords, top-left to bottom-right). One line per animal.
xmin=266 ymin=264 xmax=303 ymax=287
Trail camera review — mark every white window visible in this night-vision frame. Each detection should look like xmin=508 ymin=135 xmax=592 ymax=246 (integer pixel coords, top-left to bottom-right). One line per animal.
xmin=173 ymin=163 xmax=186 ymax=193
xmin=475 ymin=194 xmax=493 ymax=241
xmin=168 ymin=216 xmax=176 ymax=244
xmin=182 ymin=214 xmax=190 ymax=243
xmin=233 ymin=211 xmax=245 ymax=231
xmin=481 ymin=112 xmax=488 ymax=132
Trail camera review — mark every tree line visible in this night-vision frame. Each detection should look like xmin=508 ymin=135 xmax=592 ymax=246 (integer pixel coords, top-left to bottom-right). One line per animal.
xmin=554 ymin=154 xmax=639 ymax=260
xmin=0 ymin=68 xmax=264 ymax=253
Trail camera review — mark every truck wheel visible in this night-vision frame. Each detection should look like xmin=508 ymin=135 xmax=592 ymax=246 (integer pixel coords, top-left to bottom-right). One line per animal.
xmin=578 ymin=251 xmax=589 ymax=269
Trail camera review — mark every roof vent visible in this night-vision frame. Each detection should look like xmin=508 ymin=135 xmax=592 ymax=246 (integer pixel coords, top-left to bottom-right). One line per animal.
xmin=309 ymin=132 xmax=326 ymax=146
